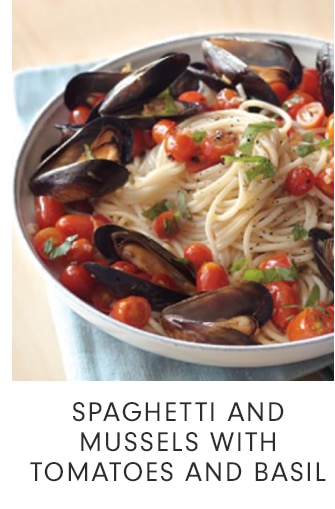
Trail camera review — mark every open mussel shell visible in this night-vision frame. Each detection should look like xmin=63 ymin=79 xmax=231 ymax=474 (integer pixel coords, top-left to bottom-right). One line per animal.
xmin=85 ymin=262 xmax=189 ymax=311
xmin=98 ymin=52 xmax=191 ymax=116
xmin=309 ymin=228 xmax=334 ymax=291
xmin=161 ymin=281 xmax=273 ymax=345
xmin=29 ymin=116 xmax=133 ymax=202
xmin=202 ymin=37 xmax=303 ymax=105
xmin=316 ymin=42 xmax=334 ymax=116
xmin=64 ymin=71 xmax=129 ymax=110
xmin=93 ymin=224 xmax=196 ymax=292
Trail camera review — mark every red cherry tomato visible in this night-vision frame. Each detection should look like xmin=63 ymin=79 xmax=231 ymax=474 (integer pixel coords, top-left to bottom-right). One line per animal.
xmin=178 ymin=90 xmax=208 ymax=106
xmin=196 ymin=261 xmax=229 ymax=292
xmin=282 ymin=91 xmax=314 ymax=119
xmin=270 ymin=81 xmax=291 ymax=103
xmin=55 ymin=214 xmax=94 ymax=241
xmin=109 ymin=296 xmax=151 ymax=328
xmin=111 ymin=260 xmax=140 ymax=274
xmin=65 ymin=237 xmax=95 ymax=264
xmin=151 ymin=272 xmax=177 ymax=290
xmin=326 ymin=113 xmax=334 ymax=141
xmin=69 ymin=105 xmax=91 ymax=124
xmin=131 ymin=129 xmax=144 ymax=158
xmin=183 ymin=243 xmax=214 ymax=270
xmin=91 ymin=283 xmax=115 ymax=313
xmin=201 ymin=130 xmax=237 ymax=164
xmin=258 ymin=252 xmax=295 ymax=271
xmin=152 ymin=119 xmax=177 ymax=145
xmin=33 ymin=227 xmax=66 ymax=261
xmin=296 ymin=68 xmax=321 ymax=101
xmin=92 ymin=213 xmax=111 ymax=230
xmin=164 ymin=130 xmax=197 ymax=162
xmin=152 ymin=210 xmax=181 ymax=240
xmin=35 ymin=196 xmax=65 ymax=229
xmin=59 ymin=264 xmax=96 ymax=301
xmin=316 ymin=163 xmax=334 ymax=199
xmin=142 ymin=129 xmax=155 ymax=149
xmin=285 ymin=165 xmax=316 ymax=196
xmin=213 ymin=88 xmax=242 ymax=110
xmin=286 ymin=304 xmax=334 ymax=341
xmin=266 ymin=281 xmax=300 ymax=331
xmin=296 ymin=101 xmax=326 ymax=129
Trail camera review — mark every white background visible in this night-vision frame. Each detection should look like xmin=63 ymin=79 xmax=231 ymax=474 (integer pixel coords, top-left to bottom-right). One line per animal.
xmin=4 ymin=382 xmax=334 ymax=508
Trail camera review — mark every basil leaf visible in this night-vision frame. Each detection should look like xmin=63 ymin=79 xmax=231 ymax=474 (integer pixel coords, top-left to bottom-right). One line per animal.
xmin=296 ymin=138 xmax=332 ymax=157
xmin=229 ymin=257 xmax=246 ymax=273
xmin=224 ymin=155 xmax=276 ymax=183
xmin=44 ymin=234 xmax=78 ymax=259
xmin=305 ymin=284 xmax=321 ymax=308
xmin=142 ymin=199 xmax=175 ymax=220
xmin=242 ymin=265 xmax=298 ymax=284
xmin=292 ymin=223 xmax=308 ymax=241
xmin=177 ymin=190 xmax=192 ymax=219
xmin=192 ymin=130 xmax=207 ymax=143
xmin=239 ymin=121 xmax=277 ymax=155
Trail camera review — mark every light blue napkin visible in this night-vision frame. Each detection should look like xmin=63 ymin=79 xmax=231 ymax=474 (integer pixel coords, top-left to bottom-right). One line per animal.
xmin=13 ymin=63 xmax=334 ymax=381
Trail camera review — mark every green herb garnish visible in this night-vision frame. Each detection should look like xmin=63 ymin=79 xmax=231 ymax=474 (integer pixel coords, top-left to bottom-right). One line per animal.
xmin=192 ymin=130 xmax=207 ymax=143
xmin=142 ymin=199 xmax=175 ymax=220
xmin=157 ymin=88 xmax=179 ymax=116
xmin=305 ymin=284 xmax=321 ymax=308
xmin=44 ymin=234 xmax=78 ymax=259
xmin=242 ymin=265 xmax=298 ymax=284
xmin=224 ymin=155 xmax=276 ymax=183
xmin=84 ymin=143 xmax=95 ymax=160
xmin=229 ymin=256 xmax=246 ymax=274
xmin=177 ymin=190 xmax=192 ymax=219
xmin=296 ymin=138 xmax=332 ymax=157
xmin=292 ymin=223 xmax=308 ymax=241
xmin=239 ymin=121 xmax=277 ymax=155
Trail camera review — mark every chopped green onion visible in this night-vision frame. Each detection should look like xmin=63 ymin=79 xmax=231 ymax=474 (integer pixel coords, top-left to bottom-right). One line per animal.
xmin=44 ymin=234 xmax=78 ymax=259
xmin=177 ymin=190 xmax=192 ymax=219
xmin=239 ymin=121 xmax=277 ymax=155
xmin=224 ymin=155 xmax=276 ymax=183
xmin=296 ymin=138 xmax=332 ymax=157
xmin=192 ymin=130 xmax=207 ymax=143
xmin=142 ymin=199 xmax=175 ymax=220
xmin=158 ymin=88 xmax=179 ymax=116
xmin=305 ymin=284 xmax=321 ymax=308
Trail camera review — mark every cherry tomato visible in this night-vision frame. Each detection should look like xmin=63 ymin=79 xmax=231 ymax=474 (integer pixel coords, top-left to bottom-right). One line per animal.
xmin=214 ymin=88 xmax=242 ymax=110
xmin=152 ymin=119 xmax=177 ymax=145
xmin=35 ymin=195 xmax=65 ymax=229
xmin=183 ymin=243 xmax=214 ymax=270
xmin=65 ymin=237 xmax=95 ymax=264
xmin=282 ymin=91 xmax=314 ymax=119
xmin=286 ymin=304 xmax=334 ymax=341
xmin=196 ymin=261 xmax=229 ymax=292
xmin=285 ymin=165 xmax=316 ymax=196
xmin=109 ymin=296 xmax=151 ymax=328
xmin=201 ymin=130 xmax=237 ymax=164
xmin=151 ymin=272 xmax=177 ymax=290
xmin=111 ymin=260 xmax=139 ymax=274
xmin=295 ymin=101 xmax=326 ymax=129
xmin=270 ymin=81 xmax=290 ymax=103
xmin=91 ymin=283 xmax=115 ymax=313
xmin=164 ymin=130 xmax=197 ymax=162
xmin=296 ymin=68 xmax=321 ymax=100
xmin=178 ymin=90 xmax=208 ymax=106
xmin=326 ymin=113 xmax=334 ymax=141
xmin=69 ymin=105 xmax=91 ymax=124
xmin=92 ymin=213 xmax=111 ymax=230
xmin=316 ymin=163 xmax=334 ymax=199
xmin=266 ymin=281 xmax=300 ymax=331
xmin=59 ymin=264 xmax=96 ymax=301
xmin=33 ymin=227 xmax=66 ymax=261
xmin=55 ymin=214 xmax=94 ymax=241
xmin=131 ymin=129 xmax=144 ymax=158
xmin=142 ymin=129 xmax=155 ymax=149
xmin=152 ymin=210 xmax=181 ymax=240
xmin=258 ymin=252 xmax=294 ymax=271
xmin=89 ymin=93 xmax=106 ymax=108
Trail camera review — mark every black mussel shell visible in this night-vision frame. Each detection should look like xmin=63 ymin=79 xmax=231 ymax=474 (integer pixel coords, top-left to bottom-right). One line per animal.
xmin=84 ymin=263 xmax=189 ymax=311
xmin=98 ymin=53 xmax=191 ymax=116
xmin=316 ymin=43 xmax=334 ymax=116
xmin=309 ymin=228 xmax=334 ymax=291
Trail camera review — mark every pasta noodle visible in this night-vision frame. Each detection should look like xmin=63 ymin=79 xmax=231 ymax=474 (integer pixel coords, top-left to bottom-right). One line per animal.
xmin=94 ymin=98 xmax=333 ymax=343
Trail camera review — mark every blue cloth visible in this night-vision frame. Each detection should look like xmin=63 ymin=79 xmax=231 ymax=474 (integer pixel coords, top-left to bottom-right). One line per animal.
xmin=13 ymin=63 xmax=334 ymax=381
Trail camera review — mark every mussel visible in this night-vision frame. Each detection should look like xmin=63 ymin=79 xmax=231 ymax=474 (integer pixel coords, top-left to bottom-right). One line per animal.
xmin=161 ymin=281 xmax=273 ymax=345
xmin=29 ymin=116 xmax=133 ymax=203
xmin=85 ymin=224 xmax=196 ymax=310
xmin=316 ymin=42 xmax=334 ymax=116
xmin=309 ymin=228 xmax=334 ymax=291
xmin=201 ymin=37 xmax=303 ymax=104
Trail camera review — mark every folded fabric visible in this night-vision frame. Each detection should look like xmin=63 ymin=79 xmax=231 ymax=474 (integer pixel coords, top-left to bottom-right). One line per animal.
xmin=13 ymin=63 xmax=334 ymax=381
